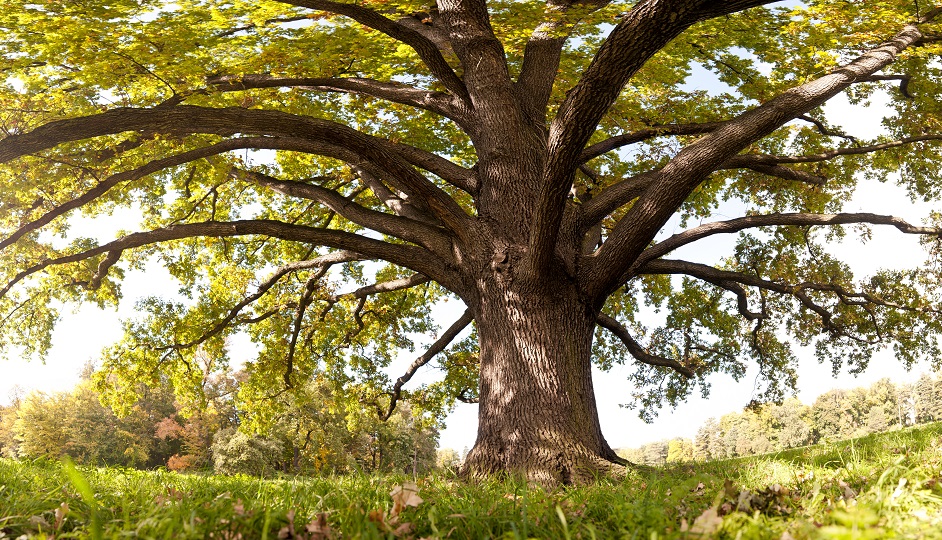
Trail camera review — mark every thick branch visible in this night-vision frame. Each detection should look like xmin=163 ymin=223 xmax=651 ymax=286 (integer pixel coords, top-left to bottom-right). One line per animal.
xmin=0 ymin=105 xmax=473 ymax=234
xmin=533 ymin=0 xmax=772 ymax=275
xmin=354 ymin=166 xmax=441 ymax=225
xmin=382 ymin=308 xmax=473 ymax=420
xmin=236 ymin=169 xmax=452 ymax=255
xmin=273 ymin=0 xmax=470 ymax=102
xmin=0 ymin=220 xmax=460 ymax=300
xmin=515 ymin=0 xmax=609 ymax=122
xmin=596 ymin=313 xmax=694 ymax=377
xmin=578 ymin=171 xmax=658 ymax=230
xmin=587 ymin=19 xmax=929 ymax=299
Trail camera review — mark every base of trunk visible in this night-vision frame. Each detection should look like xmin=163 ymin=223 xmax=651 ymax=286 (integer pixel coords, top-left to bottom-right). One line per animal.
xmin=460 ymin=439 xmax=627 ymax=486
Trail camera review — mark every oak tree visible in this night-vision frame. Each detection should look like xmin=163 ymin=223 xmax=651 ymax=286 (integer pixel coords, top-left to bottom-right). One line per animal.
xmin=1 ymin=0 xmax=942 ymax=483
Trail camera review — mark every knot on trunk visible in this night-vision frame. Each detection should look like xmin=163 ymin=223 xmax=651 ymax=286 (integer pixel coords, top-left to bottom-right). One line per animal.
xmin=490 ymin=245 xmax=527 ymax=282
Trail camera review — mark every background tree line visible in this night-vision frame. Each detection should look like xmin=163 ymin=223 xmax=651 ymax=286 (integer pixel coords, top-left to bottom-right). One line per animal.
xmin=0 ymin=360 xmax=441 ymax=477
xmin=618 ymin=372 xmax=942 ymax=466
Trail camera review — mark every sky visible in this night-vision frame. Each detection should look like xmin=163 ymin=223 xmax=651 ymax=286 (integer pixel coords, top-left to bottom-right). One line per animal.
xmin=0 ymin=68 xmax=937 ymax=454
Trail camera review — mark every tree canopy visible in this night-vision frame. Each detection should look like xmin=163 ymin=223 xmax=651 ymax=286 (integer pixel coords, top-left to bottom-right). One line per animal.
xmin=0 ymin=0 xmax=941 ymax=482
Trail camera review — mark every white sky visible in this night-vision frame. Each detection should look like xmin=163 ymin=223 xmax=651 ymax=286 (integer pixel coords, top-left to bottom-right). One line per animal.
xmin=0 ymin=82 xmax=937 ymax=453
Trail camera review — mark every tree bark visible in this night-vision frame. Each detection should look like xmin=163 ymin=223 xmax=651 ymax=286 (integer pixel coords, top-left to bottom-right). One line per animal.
xmin=462 ymin=269 xmax=624 ymax=485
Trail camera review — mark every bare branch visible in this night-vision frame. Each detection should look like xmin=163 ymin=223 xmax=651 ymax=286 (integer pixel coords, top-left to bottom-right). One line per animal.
xmin=796 ymin=114 xmax=858 ymax=143
xmin=859 ymin=74 xmax=914 ymax=98
xmin=382 ymin=308 xmax=473 ymax=420
xmin=273 ymin=0 xmax=470 ymax=102
xmin=284 ymin=271 xmax=327 ymax=388
xmin=719 ymin=157 xmax=827 ymax=185
xmin=748 ymin=134 xmax=942 ymax=165
xmin=596 ymin=313 xmax=694 ymax=377
xmin=340 ymin=273 xmax=430 ymax=300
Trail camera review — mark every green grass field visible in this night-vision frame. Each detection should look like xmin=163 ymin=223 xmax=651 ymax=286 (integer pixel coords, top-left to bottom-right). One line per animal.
xmin=2 ymin=423 xmax=942 ymax=539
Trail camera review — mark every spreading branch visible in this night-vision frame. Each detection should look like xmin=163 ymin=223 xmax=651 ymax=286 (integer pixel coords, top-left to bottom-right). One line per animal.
xmin=579 ymin=121 xmax=726 ymax=163
xmin=382 ymin=308 xmax=474 ymax=420
xmin=0 ymin=137 xmax=272 ymax=254
xmin=639 ymin=258 xmax=941 ymax=343
xmin=152 ymin=251 xmax=361 ymax=354
xmin=635 ymin=212 xmax=942 ymax=271
xmin=596 ymin=313 xmax=694 ymax=377
xmin=531 ymin=0 xmax=772 ymax=276
xmin=0 ymin=105 xmax=474 ymax=234
xmin=205 ymin=74 xmax=468 ymax=124
xmin=586 ymin=18 xmax=930 ymax=299
xmin=273 ymin=0 xmax=470 ymax=102
xmin=0 ymin=220 xmax=459 ymax=300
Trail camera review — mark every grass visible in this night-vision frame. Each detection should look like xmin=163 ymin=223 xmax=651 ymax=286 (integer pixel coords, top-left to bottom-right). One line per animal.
xmin=2 ymin=423 xmax=942 ymax=539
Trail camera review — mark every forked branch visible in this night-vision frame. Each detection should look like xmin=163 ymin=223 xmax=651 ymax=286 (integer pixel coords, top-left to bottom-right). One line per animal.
xmin=634 ymin=212 xmax=942 ymax=271
xmin=382 ymin=308 xmax=474 ymax=420
xmin=0 ymin=220 xmax=457 ymax=300
xmin=274 ymin=0 xmax=470 ymax=102
xmin=205 ymin=74 xmax=468 ymax=124
xmin=596 ymin=313 xmax=694 ymax=377
xmin=153 ymin=251 xmax=361 ymax=354
xmin=587 ymin=18 xmax=932 ymax=298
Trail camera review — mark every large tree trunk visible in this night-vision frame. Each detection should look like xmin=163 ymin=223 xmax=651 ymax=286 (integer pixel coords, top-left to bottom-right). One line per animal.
xmin=461 ymin=270 xmax=625 ymax=484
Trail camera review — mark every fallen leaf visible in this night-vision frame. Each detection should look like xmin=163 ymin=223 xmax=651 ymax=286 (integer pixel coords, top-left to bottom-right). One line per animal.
xmin=838 ymin=480 xmax=856 ymax=501
xmin=780 ymin=531 xmax=796 ymax=540
xmin=390 ymin=482 xmax=423 ymax=518
xmin=688 ymin=507 xmax=723 ymax=537
xmin=28 ymin=515 xmax=51 ymax=530
xmin=367 ymin=509 xmax=387 ymax=528
xmin=54 ymin=502 xmax=69 ymax=530
xmin=393 ymin=522 xmax=415 ymax=536
xmin=306 ymin=513 xmax=334 ymax=540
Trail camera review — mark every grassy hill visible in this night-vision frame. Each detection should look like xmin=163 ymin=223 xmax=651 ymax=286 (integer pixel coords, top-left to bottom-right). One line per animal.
xmin=2 ymin=423 xmax=941 ymax=539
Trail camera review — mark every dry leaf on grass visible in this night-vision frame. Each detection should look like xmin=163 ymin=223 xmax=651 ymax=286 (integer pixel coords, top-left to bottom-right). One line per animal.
xmin=390 ymin=482 xmax=423 ymax=518
xmin=680 ymin=506 xmax=723 ymax=537
xmin=277 ymin=509 xmax=334 ymax=540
